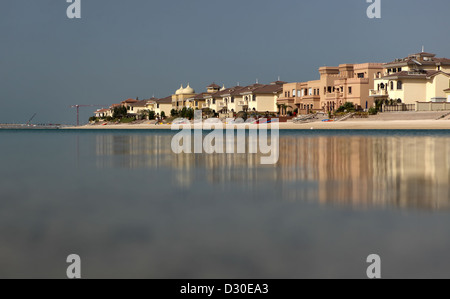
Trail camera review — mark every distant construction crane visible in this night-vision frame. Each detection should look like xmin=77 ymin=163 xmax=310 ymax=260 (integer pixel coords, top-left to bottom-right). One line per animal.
xmin=70 ymin=104 xmax=105 ymax=126
xmin=26 ymin=113 xmax=37 ymax=126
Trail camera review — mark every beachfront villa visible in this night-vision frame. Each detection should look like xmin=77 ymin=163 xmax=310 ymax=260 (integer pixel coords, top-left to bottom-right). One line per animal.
xmin=201 ymin=82 xmax=283 ymax=115
xmin=172 ymin=84 xmax=197 ymax=110
xmin=187 ymin=83 xmax=222 ymax=111
xmin=371 ymin=52 xmax=450 ymax=104
xmin=278 ymin=63 xmax=383 ymax=114
xmin=153 ymin=96 xmax=173 ymax=116
xmin=94 ymin=109 xmax=110 ymax=118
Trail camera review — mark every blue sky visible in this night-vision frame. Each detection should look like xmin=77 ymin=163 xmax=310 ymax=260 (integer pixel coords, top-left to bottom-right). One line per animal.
xmin=1 ymin=0 xmax=450 ymax=124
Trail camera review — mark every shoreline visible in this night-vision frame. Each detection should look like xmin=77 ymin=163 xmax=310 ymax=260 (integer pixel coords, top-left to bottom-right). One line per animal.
xmin=62 ymin=120 xmax=450 ymax=130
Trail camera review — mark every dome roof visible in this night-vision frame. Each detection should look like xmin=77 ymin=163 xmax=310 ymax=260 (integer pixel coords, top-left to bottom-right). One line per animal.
xmin=183 ymin=84 xmax=195 ymax=94
xmin=175 ymin=84 xmax=184 ymax=95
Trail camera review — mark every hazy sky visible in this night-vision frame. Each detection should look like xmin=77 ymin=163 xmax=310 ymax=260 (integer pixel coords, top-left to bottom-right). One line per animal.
xmin=1 ymin=0 xmax=450 ymax=124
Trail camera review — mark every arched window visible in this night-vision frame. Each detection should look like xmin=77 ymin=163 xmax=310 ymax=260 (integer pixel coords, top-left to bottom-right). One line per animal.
xmin=390 ymin=81 xmax=394 ymax=90
xmin=397 ymin=81 xmax=403 ymax=90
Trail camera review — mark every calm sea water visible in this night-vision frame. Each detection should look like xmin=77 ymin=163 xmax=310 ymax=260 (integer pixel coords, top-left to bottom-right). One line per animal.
xmin=1 ymin=129 xmax=450 ymax=278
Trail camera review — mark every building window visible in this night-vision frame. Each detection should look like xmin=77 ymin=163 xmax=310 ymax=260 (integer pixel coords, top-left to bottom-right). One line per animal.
xmin=231 ymin=97 xmax=235 ymax=103
xmin=297 ymin=90 xmax=301 ymax=97
xmin=348 ymin=87 xmax=352 ymax=94
xmin=293 ymin=89 xmax=296 ymax=97
xmin=253 ymin=95 xmax=256 ymax=102
xmin=324 ymin=87 xmax=327 ymax=94
xmin=398 ymin=68 xmax=402 ymax=72
xmin=308 ymin=88 xmax=312 ymax=96
xmin=358 ymin=73 xmax=365 ymax=78
xmin=397 ymin=81 xmax=403 ymax=90
xmin=287 ymin=92 xmax=290 ymax=97
xmin=157 ymin=104 xmax=160 ymax=108
xmin=390 ymin=81 xmax=394 ymax=90
xmin=340 ymin=86 xmax=343 ymax=92
xmin=328 ymin=86 xmax=332 ymax=93
xmin=213 ymin=99 xmax=216 ymax=104
xmin=438 ymin=66 xmax=441 ymax=71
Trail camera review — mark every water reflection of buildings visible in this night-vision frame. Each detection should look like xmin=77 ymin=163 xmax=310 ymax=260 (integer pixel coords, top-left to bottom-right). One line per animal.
xmin=95 ymin=134 xmax=450 ymax=210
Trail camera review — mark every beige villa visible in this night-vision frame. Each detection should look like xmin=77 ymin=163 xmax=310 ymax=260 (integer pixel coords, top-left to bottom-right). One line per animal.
xmin=186 ymin=83 xmax=222 ymax=111
xmin=144 ymin=96 xmax=172 ymax=117
xmin=172 ymin=84 xmax=197 ymax=110
xmin=278 ymin=63 xmax=383 ymax=114
xmin=94 ymin=109 xmax=110 ymax=118
xmin=371 ymin=52 xmax=450 ymax=104
xmin=153 ymin=96 xmax=173 ymax=116
xmin=202 ymin=81 xmax=283 ymax=114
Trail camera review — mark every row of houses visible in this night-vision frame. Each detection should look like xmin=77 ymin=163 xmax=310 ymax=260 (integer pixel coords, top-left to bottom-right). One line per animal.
xmin=95 ymin=96 xmax=173 ymax=119
xmin=95 ymin=50 xmax=450 ymax=119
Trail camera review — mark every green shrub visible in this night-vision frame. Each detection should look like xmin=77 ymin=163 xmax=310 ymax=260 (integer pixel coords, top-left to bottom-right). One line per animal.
xmin=368 ymin=107 xmax=378 ymax=115
xmin=160 ymin=111 xmax=166 ymax=118
xmin=119 ymin=117 xmax=136 ymax=123
xmin=113 ymin=106 xmax=127 ymax=119
xmin=336 ymin=102 xmax=356 ymax=113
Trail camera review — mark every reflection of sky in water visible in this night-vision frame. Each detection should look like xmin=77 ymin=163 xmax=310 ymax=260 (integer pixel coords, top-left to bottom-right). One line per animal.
xmin=1 ymin=130 xmax=450 ymax=278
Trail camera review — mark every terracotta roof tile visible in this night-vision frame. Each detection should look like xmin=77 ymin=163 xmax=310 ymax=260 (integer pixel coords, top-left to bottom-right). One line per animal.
xmin=156 ymin=96 xmax=173 ymax=104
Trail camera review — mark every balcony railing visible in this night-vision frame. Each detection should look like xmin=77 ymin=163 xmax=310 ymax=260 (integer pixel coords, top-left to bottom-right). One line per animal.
xmin=369 ymin=89 xmax=388 ymax=97
xmin=202 ymin=103 xmax=210 ymax=108
xmin=217 ymin=102 xmax=227 ymax=109
xmin=326 ymin=92 xmax=342 ymax=99
xmin=238 ymin=101 xmax=248 ymax=106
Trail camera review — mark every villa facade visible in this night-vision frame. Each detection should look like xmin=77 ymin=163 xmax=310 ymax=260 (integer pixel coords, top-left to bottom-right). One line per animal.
xmin=278 ymin=63 xmax=383 ymax=114
xmin=371 ymin=52 xmax=450 ymax=104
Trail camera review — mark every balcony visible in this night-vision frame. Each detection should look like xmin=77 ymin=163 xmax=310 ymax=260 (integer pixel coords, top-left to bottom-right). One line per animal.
xmin=202 ymin=103 xmax=210 ymax=109
xmin=369 ymin=90 xmax=389 ymax=97
xmin=217 ymin=102 xmax=227 ymax=109
xmin=326 ymin=92 xmax=343 ymax=99
xmin=238 ymin=101 xmax=248 ymax=106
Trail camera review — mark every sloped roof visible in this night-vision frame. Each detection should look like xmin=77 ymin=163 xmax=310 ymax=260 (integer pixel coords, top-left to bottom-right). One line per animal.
xmin=207 ymin=83 xmax=221 ymax=89
xmin=189 ymin=92 xmax=211 ymax=100
xmin=157 ymin=96 xmax=173 ymax=104
xmin=123 ymin=99 xmax=138 ymax=104
xmin=382 ymin=70 xmax=450 ymax=80
xmin=129 ymin=100 xmax=148 ymax=107
xmin=252 ymin=84 xmax=283 ymax=94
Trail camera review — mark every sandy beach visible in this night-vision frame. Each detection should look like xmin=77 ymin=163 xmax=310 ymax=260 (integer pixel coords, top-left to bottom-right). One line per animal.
xmin=63 ymin=112 xmax=450 ymax=130
xmin=63 ymin=119 xmax=450 ymax=130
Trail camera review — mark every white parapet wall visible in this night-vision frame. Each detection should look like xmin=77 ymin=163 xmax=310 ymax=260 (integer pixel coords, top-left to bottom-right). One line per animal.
xmin=416 ymin=102 xmax=450 ymax=111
